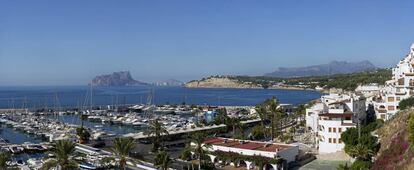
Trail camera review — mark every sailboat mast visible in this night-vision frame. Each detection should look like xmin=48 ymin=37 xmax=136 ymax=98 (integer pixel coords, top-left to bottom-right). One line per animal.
xmin=90 ymin=83 xmax=93 ymax=111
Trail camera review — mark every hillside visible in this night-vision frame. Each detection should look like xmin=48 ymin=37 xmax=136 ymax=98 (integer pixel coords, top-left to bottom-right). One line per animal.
xmin=186 ymin=76 xmax=262 ymax=89
xmin=373 ymin=109 xmax=414 ymax=169
xmin=186 ymin=69 xmax=392 ymax=91
xmin=264 ymin=60 xmax=376 ymax=77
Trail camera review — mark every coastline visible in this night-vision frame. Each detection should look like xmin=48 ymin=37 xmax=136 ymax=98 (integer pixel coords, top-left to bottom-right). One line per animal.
xmin=185 ymin=85 xmax=326 ymax=92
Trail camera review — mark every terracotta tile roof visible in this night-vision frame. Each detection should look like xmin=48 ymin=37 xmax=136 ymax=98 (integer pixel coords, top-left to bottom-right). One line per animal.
xmin=256 ymin=144 xmax=290 ymax=152
xmin=232 ymin=142 xmax=263 ymax=150
xmin=204 ymin=138 xmax=224 ymax=144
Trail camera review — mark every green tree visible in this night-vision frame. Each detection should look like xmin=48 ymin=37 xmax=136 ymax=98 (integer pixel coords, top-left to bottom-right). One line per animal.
xmin=180 ymin=145 xmax=193 ymax=161
xmin=295 ymin=104 xmax=306 ymax=124
xmin=154 ymin=150 xmax=173 ymax=170
xmin=191 ymin=132 xmax=210 ymax=170
xmin=227 ymin=117 xmax=243 ymax=138
xmin=264 ymin=97 xmax=284 ymax=140
xmin=41 ymin=140 xmax=78 ymax=170
xmin=0 ymin=152 xmax=10 ymax=169
xmin=145 ymin=119 xmax=169 ymax=152
xmin=341 ymin=128 xmax=359 ymax=146
xmin=399 ymin=96 xmax=414 ymax=110
xmin=255 ymin=104 xmax=268 ymax=127
xmin=76 ymin=127 xmax=91 ymax=144
xmin=214 ymin=108 xmax=229 ymax=125
xmin=250 ymin=125 xmax=266 ymax=140
xmin=111 ymin=137 xmax=135 ymax=170
xmin=348 ymin=144 xmax=374 ymax=161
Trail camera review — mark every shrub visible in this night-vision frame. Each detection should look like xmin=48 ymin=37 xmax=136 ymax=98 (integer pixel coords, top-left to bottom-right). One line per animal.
xmin=409 ymin=115 xmax=414 ymax=144
xmin=350 ymin=160 xmax=371 ymax=170
xmin=399 ymin=97 xmax=414 ymax=110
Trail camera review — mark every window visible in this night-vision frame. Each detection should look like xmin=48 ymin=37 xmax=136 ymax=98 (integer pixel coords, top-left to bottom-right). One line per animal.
xmin=397 ymin=97 xmax=401 ymax=101
xmin=338 ymin=128 xmax=342 ymax=133
xmin=333 ymin=138 xmax=336 ymax=143
xmin=329 ymin=138 xmax=332 ymax=143
xmin=333 ymin=128 xmax=336 ymax=133
xmin=388 ymin=97 xmax=394 ymax=102
xmin=388 ymin=106 xmax=395 ymax=111
xmin=328 ymin=127 xmax=332 ymax=132
xmin=339 ymin=138 xmax=342 ymax=143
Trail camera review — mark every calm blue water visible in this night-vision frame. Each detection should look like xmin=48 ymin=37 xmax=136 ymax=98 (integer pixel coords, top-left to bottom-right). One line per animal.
xmin=0 ymin=86 xmax=322 ymax=145
xmin=53 ymin=114 xmax=141 ymax=135
xmin=0 ymin=124 xmax=43 ymax=144
xmin=0 ymin=86 xmax=322 ymax=109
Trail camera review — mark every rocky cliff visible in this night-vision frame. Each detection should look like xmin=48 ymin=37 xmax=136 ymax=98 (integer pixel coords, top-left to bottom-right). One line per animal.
xmin=185 ymin=76 xmax=261 ymax=89
xmin=92 ymin=71 xmax=147 ymax=86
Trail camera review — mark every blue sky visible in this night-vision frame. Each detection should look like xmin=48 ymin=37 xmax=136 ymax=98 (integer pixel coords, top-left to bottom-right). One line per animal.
xmin=1 ymin=0 xmax=414 ymax=85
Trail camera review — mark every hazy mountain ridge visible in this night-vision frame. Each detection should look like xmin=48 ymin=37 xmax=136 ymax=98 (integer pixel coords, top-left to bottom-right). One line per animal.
xmin=264 ymin=60 xmax=377 ymax=77
xmin=91 ymin=71 xmax=148 ymax=86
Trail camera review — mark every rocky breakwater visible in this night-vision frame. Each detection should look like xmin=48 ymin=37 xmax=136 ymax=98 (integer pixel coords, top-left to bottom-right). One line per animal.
xmin=185 ymin=76 xmax=262 ymax=89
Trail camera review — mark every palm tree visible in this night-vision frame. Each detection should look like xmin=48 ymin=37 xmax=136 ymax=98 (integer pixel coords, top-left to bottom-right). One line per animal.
xmin=180 ymin=145 xmax=192 ymax=161
xmin=155 ymin=150 xmax=173 ymax=170
xmin=0 ymin=152 xmax=10 ymax=169
xmin=295 ymin=104 xmax=306 ymax=125
xmin=348 ymin=144 xmax=374 ymax=161
xmin=146 ymin=119 xmax=169 ymax=152
xmin=227 ymin=117 xmax=242 ymax=138
xmin=40 ymin=140 xmax=78 ymax=170
xmin=264 ymin=97 xmax=283 ymax=140
xmin=111 ymin=137 xmax=135 ymax=170
xmin=214 ymin=108 xmax=229 ymax=125
xmin=255 ymin=104 xmax=268 ymax=127
xmin=191 ymin=132 xmax=210 ymax=170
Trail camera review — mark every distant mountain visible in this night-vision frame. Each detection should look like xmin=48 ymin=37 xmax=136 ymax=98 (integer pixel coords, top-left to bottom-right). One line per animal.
xmin=92 ymin=71 xmax=148 ymax=86
xmin=154 ymin=79 xmax=184 ymax=86
xmin=264 ymin=60 xmax=377 ymax=78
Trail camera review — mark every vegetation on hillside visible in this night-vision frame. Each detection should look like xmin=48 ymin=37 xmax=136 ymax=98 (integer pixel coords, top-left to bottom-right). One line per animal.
xmin=399 ymin=96 xmax=414 ymax=110
xmin=371 ymin=109 xmax=414 ymax=170
xmin=339 ymin=109 xmax=382 ymax=170
xmin=190 ymin=69 xmax=391 ymax=91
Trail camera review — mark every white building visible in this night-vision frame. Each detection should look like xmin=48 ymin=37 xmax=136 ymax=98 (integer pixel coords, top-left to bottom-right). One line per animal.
xmin=374 ymin=43 xmax=414 ymax=120
xmin=198 ymin=137 xmax=299 ymax=170
xmin=305 ymin=93 xmax=366 ymax=153
xmin=355 ymin=83 xmax=381 ymax=97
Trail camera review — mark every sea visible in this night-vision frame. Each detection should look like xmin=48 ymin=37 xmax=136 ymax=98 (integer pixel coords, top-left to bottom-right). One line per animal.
xmin=0 ymin=86 xmax=322 ymax=109
xmin=0 ymin=86 xmax=322 ymax=162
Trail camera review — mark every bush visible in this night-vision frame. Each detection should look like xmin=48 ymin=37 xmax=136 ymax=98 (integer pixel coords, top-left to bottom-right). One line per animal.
xmin=409 ymin=115 xmax=414 ymax=144
xmin=350 ymin=160 xmax=371 ymax=170
xmin=399 ymin=97 xmax=414 ymax=110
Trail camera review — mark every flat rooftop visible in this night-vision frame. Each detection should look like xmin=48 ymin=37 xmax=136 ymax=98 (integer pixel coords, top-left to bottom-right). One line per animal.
xmin=204 ymin=137 xmax=294 ymax=153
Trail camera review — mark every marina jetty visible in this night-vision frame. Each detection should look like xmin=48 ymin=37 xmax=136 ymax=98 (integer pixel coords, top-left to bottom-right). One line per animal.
xmin=0 ymin=101 xmax=302 ymax=169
